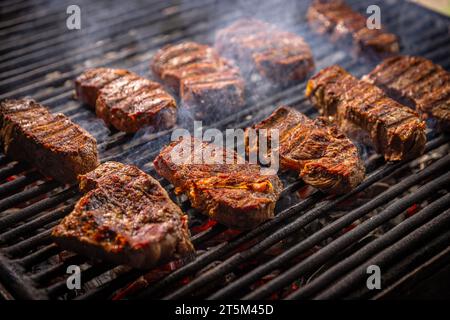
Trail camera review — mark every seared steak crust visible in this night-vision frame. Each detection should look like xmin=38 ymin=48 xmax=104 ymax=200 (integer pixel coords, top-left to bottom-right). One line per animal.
xmin=0 ymin=99 xmax=99 ymax=183
xmin=307 ymin=0 xmax=399 ymax=55
xmin=53 ymin=162 xmax=194 ymax=269
xmin=363 ymin=55 xmax=450 ymax=131
xmin=215 ymin=19 xmax=315 ymax=84
xmin=75 ymin=68 xmax=177 ymax=133
xmin=151 ymin=42 xmax=245 ymax=118
xmin=306 ymin=65 xmax=426 ymax=161
xmin=154 ymin=137 xmax=283 ymax=230
xmin=247 ymin=106 xmax=365 ymax=194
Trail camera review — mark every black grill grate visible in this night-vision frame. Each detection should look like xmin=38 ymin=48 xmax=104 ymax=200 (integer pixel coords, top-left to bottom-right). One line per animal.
xmin=0 ymin=0 xmax=449 ymax=300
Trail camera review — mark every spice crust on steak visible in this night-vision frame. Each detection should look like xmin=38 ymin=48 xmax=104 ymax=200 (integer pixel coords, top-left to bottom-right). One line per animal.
xmin=153 ymin=137 xmax=283 ymax=230
xmin=363 ymin=55 xmax=450 ymax=132
xmin=246 ymin=106 xmax=365 ymax=194
xmin=306 ymin=65 xmax=426 ymax=161
xmin=53 ymin=161 xmax=194 ymax=269
xmin=0 ymin=99 xmax=99 ymax=183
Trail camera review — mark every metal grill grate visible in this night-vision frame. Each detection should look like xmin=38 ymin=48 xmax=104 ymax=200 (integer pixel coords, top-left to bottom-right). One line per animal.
xmin=0 ymin=0 xmax=449 ymax=300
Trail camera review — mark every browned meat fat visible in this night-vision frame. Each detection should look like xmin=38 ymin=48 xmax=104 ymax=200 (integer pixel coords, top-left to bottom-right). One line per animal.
xmin=154 ymin=137 xmax=283 ymax=230
xmin=215 ymin=19 xmax=315 ymax=84
xmin=151 ymin=42 xmax=245 ymax=119
xmin=0 ymin=99 xmax=99 ymax=184
xmin=306 ymin=65 xmax=426 ymax=161
xmin=246 ymin=106 xmax=365 ymax=194
xmin=75 ymin=68 xmax=177 ymax=133
xmin=307 ymin=0 xmax=399 ymax=55
xmin=52 ymin=161 xmax=194 ymax=269
xmin=363 ymin=55 xmax=450 ymax=132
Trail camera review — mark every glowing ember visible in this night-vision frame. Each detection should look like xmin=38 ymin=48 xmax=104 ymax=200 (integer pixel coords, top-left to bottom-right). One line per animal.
xmin=192 ymin=219 xmax=217 ymax=233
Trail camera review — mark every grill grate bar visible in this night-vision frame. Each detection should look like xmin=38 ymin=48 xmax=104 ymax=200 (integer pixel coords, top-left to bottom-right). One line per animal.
xmin=0 ymin=162 xmax=27 ymax=181
xmin=245 ymin=171 xmax=450 ymax=300
xmin=1 ymin=205 xmax=74 ymax=251
xmin=369 ymin=235 xmax=450 ymax=300
xmin=18 ymin=243 xmax=60 ymax=269
xmin=3 ymin=229 xmax=53 ymax=257
xmin=0 ymin=0 xmax=182 ymax=59
xmin=46 ymin=263 xmax=115 ymax=298
xmin=287 ymin=194 xmax=450 ymax=299
xmin=0 ymin=180 xmax=60 ymax=212
xmin=0 ymin=2 xmax=103 ymax=38
xmin=0 ymin=171 xmax=40 ymax=197
xmin=0 ymin=1 xmax=214 ymax=82
xmin=317 ymin=209 xmax=450 ymax=300
xmin=29 ymin=254 xmax=87 ymax=284
xmin=0 ymin=186 xmax=78 ymax=235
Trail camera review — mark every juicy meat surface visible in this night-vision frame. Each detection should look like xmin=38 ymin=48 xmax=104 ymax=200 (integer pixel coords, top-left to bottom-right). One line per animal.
xmin=363 ymin=55 xmax=450 ymax=131
xmin=307 ymin=0 xmax=399 ymax=55
xmin=53 ymin=161 xmax=194 ymax=269
xmin=154 ymin=137 xmax=283 ymax=230
xmin=306 ymin=65 xmax=426 ymax=161
xmin=75 ymin=68 xmax=177 ymax=133
xmin=0 ymin=99 xmax=99 ymax=183
xmin=215 ymin=19 xmax=315 ymax=84
xmin=246 ymin=106 xmax=365 ymax=194
xmin=151 ymin=42 xmax=245 ymax=119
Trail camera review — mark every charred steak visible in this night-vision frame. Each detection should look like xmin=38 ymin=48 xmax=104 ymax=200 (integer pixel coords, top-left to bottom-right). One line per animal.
xmin=215 ymin=19 xmax=315 ymax=84
xmin=306 ymin=65 xmax=426 ymax=161
xmin=246 ymin=106 xmax=365 ymax=194
xmin=0 ymin=99 xmax=99 ymax=184
xmin=53 ymin=161 xmax=194 ymax=269
xmin=154 ymin=137 xmax=283 ymax=230
xmin=151 ymin=42 xmax=245 ymax=119
xmin=307 ymin=0 xmax=399 ymax=55
xmin=75 ymin=68 xmax=177 ymax=133
xmin=363 ymin=55 xmax=450 ymax=132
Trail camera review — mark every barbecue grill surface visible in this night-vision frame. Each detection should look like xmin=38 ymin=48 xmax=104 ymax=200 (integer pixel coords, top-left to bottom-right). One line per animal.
xmin=0 ymin=0 xmax=449 ymax=300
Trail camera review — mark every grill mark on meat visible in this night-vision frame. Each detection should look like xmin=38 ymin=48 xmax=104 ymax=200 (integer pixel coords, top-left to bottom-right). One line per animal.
xmin=306 ymin=65 xmax=426 ymax=161
xmin=75 ymin=68 xmax=132 ymax=107
xmin=246 ymin=106 xmax=365 ymax=194
xmin=0 ymin=99 xmax=99 ymax=183
xmin=215 ymin=19 xmax=314 ymax=84
xmin=154 ymin=137 xmax=283 ymax=230
xmin=76 ymin=68 xmax=177 ymax=133
xmin=152 ymin=42 xmax=207 ymax=75
xmin=53 ymin=161 xmax=194 ymax=269
xmin=307 ymin=0 xmax=399 ymax=55
xmin=379 ymin=58 xmax=423 ymax=86
xmin=32 ymin=119 xmax=74 ymax=140
xmin=152 ymin=41 xmax=245 ymax=119
xmin=364 ymin=55 xmax=450 ymax=131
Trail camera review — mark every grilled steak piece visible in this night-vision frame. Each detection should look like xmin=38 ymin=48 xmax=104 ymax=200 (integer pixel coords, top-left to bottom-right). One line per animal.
xmin=215 ymin=19 xmax=315 ymax=84
xmin=151 ymin=42 xmax=245 ymax=119
xmin=53 ymin=161 xmax=194 ymax=269
xmin=75 ymin=68 xmax=177 ymax=133
xmin=306 ymin=65 xmax=426 ymax=161
xmin=75 ymin=68 xmax=132 ymax=107
xmin=307 ymin=0 xmax=399 ymax=55
xmin=246 ymin=106 xmax=365 ymax=194
xmin=154 ymin=137 xmax=283 ymax=230
xmin=363 ymin=55 xmax=450 ymax=132
xmin=0 ymin=99 xmax=99 ymax=184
